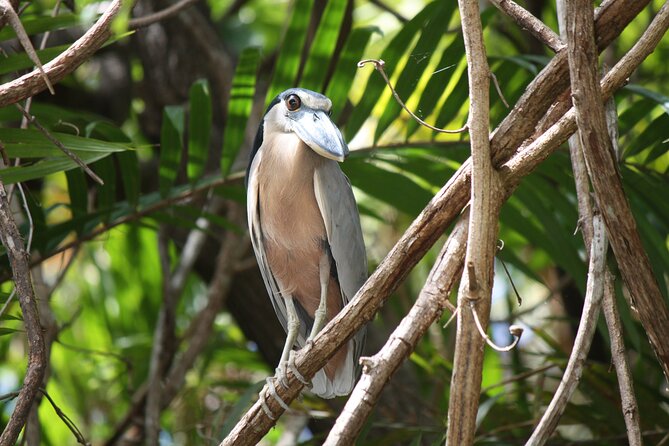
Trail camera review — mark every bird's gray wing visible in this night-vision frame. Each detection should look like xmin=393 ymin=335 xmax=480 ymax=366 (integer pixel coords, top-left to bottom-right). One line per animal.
xmin=247 ymin=151 xmax=309 ymax=345
xmin=313 ymin=162 xmax=368 ymax=305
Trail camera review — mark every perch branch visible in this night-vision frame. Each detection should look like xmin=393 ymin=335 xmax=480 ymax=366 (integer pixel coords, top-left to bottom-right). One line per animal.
xmin=323 ymin=212 xmax=468 ymax=446
xmin=0 ymin=180 xmax=46 ymax=446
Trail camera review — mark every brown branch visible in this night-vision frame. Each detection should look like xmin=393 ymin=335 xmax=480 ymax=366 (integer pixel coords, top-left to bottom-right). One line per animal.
xmin=218 ymin=5 xmax=668 ymax=442
xmin=128 ymin=0 xmax=200 ymax=30
xmin=323 ymin=213 xmax=468 ymax=446
xmin=489 ymin=0 xmax=563 ymax=52
xmin=491 ymin=0 xmax=650 ymax=167
xmin=526 ymin=214 xmax=608 ymax=445
xmin=447 ymin=0 xmax=501 ymax=443
xmin=0 ymin=0 xmax=54 ymax=94
xmin=0 ymin=0 xmax=124 ymax=108
xmin=0 ymin=180 xmax=46 ymax=446
xmin=567 ymin=0 xmax=669 ymax=379
xmin=602 ymin=273 xmax=642 ymax=446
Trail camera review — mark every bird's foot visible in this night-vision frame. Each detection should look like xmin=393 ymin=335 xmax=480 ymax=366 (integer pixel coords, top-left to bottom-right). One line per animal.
xmin=287 ymin=350 xmax=310 ymax=386
xmin=260 ymin=376 xmax=290 ymax=420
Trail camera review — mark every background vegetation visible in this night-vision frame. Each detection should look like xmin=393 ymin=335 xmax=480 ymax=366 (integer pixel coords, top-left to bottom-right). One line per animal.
xmin=0 ymin=0 xmax=668 ymax=444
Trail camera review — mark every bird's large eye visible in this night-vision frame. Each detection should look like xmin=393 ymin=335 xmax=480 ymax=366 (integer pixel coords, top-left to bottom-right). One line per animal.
xmin=285 ymin=94 xmax=301 ymax=111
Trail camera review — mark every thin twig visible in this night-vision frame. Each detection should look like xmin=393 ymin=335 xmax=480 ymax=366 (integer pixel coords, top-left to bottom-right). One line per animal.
xmin=469 ymin=302 xmax=523 ymax=352
xmin=14 ymin=103 xmax=104 ymax=185
xmin=490 ymin=72 xmax=509 ymax=108
xmin=0 ymin=179 xmax=46 ymax=446
xmin=357 ymin=59 xmax=468 ymax=134
xmin=128 ymin=0 xmax=200 ymax=29
xmin=488 ymin=0 xmax=564 ymax=52
xmin=38 ymin=389 xmax=88 ymax=445
xmin=526 ymin=214 xmax=608 ymax=445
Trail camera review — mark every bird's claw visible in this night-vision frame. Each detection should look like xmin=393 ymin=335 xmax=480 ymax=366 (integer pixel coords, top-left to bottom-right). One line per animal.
xmin=260 ymin=376 xmax=290 ymax=420
xmin=287 ymin=350 xmax=310 ymax=386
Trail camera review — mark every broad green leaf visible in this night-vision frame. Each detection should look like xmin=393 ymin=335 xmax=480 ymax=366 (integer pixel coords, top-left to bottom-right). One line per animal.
xmin=221 ymin=47 xmax=261 ymax=176
xmin=300 ymin=0 xmax=347 ymax=91
xmin=0 ymin=14 xmax=79 ymax=41
xmin=117 ymin=151 xmax=140 ymax=207
xmin=375 ymin=1 xmax=457 ymax=142
xmin=65 ymin=168 xmax=88 ymax=218
xmin=187 ymin=79 xmax=212 ymax=182
xmin=406 ymin=32 xmax=464 ymax=138
xmin=343 ymin=159 xmax=432 ymax=216
xmin=0 ymin=45 xmax=68 ymax=76
xmin=93 ymin=155 xmax=116 ymax=216
xmin=326 ymin=26 xmax=380 ymax=123
xmin=0 ymin=128 xmax=128 ymax=157
xmin=625 ymin=84 xmax=669 ymax=114
xmin=159 ymin=106 xmax=185 ymax=196
xmin=434 ymin=68 xmax=469 ymax=130
xmin=0 ymin=151 xmax=115 ymax=184
xmin=265 ymin=0 xmax=314 ymax=103
xmin=345 ymin=2 xmax=439 ymax=141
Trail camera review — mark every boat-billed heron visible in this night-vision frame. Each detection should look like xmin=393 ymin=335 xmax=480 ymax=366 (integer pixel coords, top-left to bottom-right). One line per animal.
xmin=246 ymin=88 xmax=366 ymax=400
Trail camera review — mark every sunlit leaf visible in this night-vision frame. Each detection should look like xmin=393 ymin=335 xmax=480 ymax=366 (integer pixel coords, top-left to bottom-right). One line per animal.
xmin=159 ymin=106 xmax=185 ymax=196
xmin=188 ymin=79 xmax=212 ymax=182
xmin=222 ymin=47 xmax=261 ymax=176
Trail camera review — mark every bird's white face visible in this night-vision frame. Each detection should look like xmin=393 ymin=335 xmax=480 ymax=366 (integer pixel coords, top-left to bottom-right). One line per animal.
xmin=264 ymin=88 xmax=349 ymax=162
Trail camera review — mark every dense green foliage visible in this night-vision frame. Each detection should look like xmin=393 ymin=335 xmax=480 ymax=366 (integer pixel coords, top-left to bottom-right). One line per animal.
xmin=1 ymin=0 xmax=668 ymax=444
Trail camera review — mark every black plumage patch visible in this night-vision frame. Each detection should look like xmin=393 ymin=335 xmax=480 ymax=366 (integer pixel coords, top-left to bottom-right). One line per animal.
xmin=245 ymin=95 xmax=282 ymax=188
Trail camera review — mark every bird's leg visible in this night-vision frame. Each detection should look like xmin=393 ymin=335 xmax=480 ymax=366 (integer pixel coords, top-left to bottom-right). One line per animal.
xmin=308 ymin=251 xmax=330 ymax=340
xmin=276 ymin=294 xmax=300 ymax=388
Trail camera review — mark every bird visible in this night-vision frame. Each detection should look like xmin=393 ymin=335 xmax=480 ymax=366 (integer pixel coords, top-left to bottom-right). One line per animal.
xmin=246 ymin=88 xmax=367 ymax=400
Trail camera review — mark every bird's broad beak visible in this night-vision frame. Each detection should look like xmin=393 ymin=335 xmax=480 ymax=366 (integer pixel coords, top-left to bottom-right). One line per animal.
xmin=292 ymin=110 xmax=348 ymax=162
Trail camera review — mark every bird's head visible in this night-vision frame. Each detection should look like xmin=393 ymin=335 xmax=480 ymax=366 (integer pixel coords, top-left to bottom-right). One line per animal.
xmin=263 ymin=88 xmax=349 ymax=162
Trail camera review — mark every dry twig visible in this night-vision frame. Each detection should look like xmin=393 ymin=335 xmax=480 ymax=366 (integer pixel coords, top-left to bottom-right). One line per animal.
xmin=488 ymin=0 xmax=564 ymax=52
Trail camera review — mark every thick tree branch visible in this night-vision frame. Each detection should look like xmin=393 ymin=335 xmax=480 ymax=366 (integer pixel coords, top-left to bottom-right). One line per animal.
xmin=446 ymin=0 xmax=500 ymax=444
xmin=218 ymin=5 xmax=669 ymax=443
xmin=0 ymin=181 xmax=46 ymax=446
xmin=0 ymin=0 xmax=124 ymax=107
xmin=567 ymin=0 xmax=669 ymax=379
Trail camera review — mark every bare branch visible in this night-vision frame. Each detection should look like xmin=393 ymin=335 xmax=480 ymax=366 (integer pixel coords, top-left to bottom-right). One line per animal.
xmin=527 ymin=214 xmax=608 ymax=445
xmin=488 ymin=0 xmax=564 ymax=52
xmin=568 ymin=0 xmax=669 ymax=379
xmin=0 ymin=0 xmax=54 ymax=94
xmin=0 ymin=0 xmax=124 ymax=108
xmin=357 ymin=59 xmax=468 ymax=134
xmin=0 ymin=180 xmax=46 ymax=446
xmin=447 ymin=0 xmax=502 ymax=443
xmin=602 ymin=273 xmax=642 ymax=446
xmin=128 ymin=0 xmax=200 ymax=30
